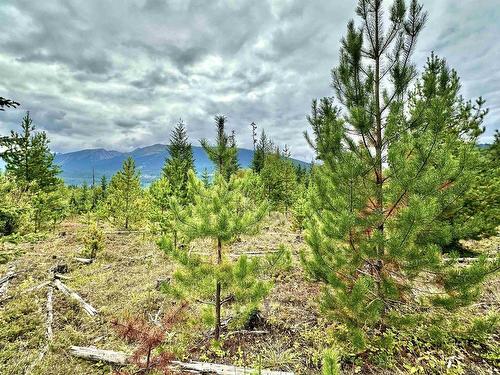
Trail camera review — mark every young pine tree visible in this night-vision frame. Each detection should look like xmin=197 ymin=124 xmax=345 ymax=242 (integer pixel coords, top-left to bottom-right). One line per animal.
xmin=260 ymin=147 xmax=298 ymax=214
xmin=302 ymin=0 xmax=496 ymax=350
xmin=446 ymin=133 xmax=500 ymax=246
xmin=162 ymin=120 xmax=194 ymax=200
xmin=251 ymin=130 xmax=274 ymax=173
xmin=2 ymin=112 xmax=60 ymax=191
xmin=160 ymin=171 xmax=269 ymax=340
xmin=104 ymin=157 xmax=144 ymax=230
xmin=201 ymin=115 xmax=239 ymax=180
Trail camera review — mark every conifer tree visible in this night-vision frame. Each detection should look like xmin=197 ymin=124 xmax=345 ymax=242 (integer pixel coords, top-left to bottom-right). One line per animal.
xmin=446 ymin=134 xmax=500 ymax=246
xmin=302 ymin=0 xmax=496 ymax=350
xmin=2 ymin=112 xmax=60 ymax=191
xmin=201 ymin=168 xmax=211 ymax=187
xmin=201 ymin=115 xmax=238 ymax=180
xmin=162 ymin=120 xmax=194 ymax=200
xmin=103 ymin=157 xmax=144 ymax=230
xmin=252 ymin=130 xmax=273 ymax=173
xmin=260 ymin=147 xmax=297 ymax=214
xmin=148 ymin=176 xmax=183 ymax=247
xmin=100 ymin=175 xmax=108 ymax=200
xmin=160 ymin=171 xmax=269 ymax=340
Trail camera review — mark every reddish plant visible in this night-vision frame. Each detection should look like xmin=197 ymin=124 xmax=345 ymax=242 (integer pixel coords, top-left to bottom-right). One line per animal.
xmin=112 ymin=302 xmax=188 ymax=374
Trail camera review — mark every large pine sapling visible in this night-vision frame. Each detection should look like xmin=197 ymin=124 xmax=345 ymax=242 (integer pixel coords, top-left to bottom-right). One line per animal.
xmin=162 ymin=120 xmax=194 ymax=201
xmin=2 ymin=112 xmax=61 ymax=192
xmin=159 ymin=171 xmax=269 ymax=341
xmin=103 ymin=157 xmax=144 ymax=230
xmin=302 ymin=0 xmax=497 ymax=351
xmin=201 ymin=115 xmax=239 ymax=180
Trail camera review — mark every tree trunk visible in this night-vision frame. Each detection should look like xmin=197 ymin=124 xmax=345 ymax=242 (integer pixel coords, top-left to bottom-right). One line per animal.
xmin=373 ymin=3 xmax=384 ymax=292
xmin=214 ymin=237 xmax=222 ymax=340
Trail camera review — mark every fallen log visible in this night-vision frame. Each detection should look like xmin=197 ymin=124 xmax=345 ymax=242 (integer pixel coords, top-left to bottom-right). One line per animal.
xmin=172 ymin=361 xmax=293 ymax=374
xmin=46 ymin=286 xmax=54 ymax=340
xmin=0 ymin=266 xmax=16 ymax=296
xmin=75 ymin=257 xmax=93 ymax=265
xmin=69 ymin=346 xmax=294 ymax=374
xmin=70 ymin=346 xmax=128 ymax=365
xmin=53 ymin=279 xmax=98 ymax=316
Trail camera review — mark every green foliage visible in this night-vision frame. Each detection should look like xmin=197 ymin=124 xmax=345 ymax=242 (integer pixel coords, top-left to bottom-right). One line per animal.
xmin=252 ymin=130 xmax=274 ymax=173
xmin=2 ymin=112 xmax=60 ymax=192
xmin=159 ymin=171 xmax=269 ymax=339
xmin=260 ymin=149 xmax=298 ymax=213
xmin=201 ymin=115 xmax=239 ymax=180
xmin=291 ymin=184 xmax=309 ymax=231
xmin=302 ymin=0 xmax=494 ymax=352
xmin=446 ymin=139 xmax=500 ymax=246
xmin=163 ymin=120 xmax=195 ymax=201
xmin=148 ymin=176 xmax=183 ymax=246
xmin=263 ymin=244 xmax=293 ymax=275
xmin=101 ymin=157 xmax=145 ymax=229
xmin=322 ymin=348 xmax=341 ymax=375
xmin=82 ymin=222 xmax=104 ymax=259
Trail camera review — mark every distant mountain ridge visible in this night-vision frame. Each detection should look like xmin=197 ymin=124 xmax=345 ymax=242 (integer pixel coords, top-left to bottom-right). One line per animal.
xmin=52 ymin=144 xmax=309 ymax=186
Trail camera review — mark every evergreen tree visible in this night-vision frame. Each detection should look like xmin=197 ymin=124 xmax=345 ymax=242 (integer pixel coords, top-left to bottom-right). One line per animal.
xmin=446 ymin=134 xmax=500 ymax=245
xmin=260 ymin=148 xmax=298 ymax=214
xmin=103 ymin=157 xmax=144 ymax=229
xmin=302 ymin=0 xmax=496 ymax=350
xmin=148 ymin=176 xmax=182 ymax=247
xmin=201 ymin=168 xmax=211 ymax=187
xmin=201 ymin=115 xmax=238 ymax=180
xmin=100 ymin=175 xmax=108 ymax=200
xmin=79 ymin=181 xmax=91 ymax=213
xmin=162 ymin=120 xmax=194 ymax=200
xmin=160 ymin=171 xmax=269 ymax=340
xmin=2 ymin=112 xmax=60 ymax=191
xmin=251 ymin=130 xmax=273 ymax=173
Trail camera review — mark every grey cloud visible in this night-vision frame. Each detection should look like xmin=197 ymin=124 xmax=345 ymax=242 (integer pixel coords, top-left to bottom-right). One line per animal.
xmin=0 ymin=0 xmax=498 ymax=158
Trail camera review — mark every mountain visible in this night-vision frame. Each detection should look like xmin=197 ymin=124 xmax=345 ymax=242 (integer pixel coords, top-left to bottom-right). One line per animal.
xmin=51 ymin=144 xmax=308 ymax=186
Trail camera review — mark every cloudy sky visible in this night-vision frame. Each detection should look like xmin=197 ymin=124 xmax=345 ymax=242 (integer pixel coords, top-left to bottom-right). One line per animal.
xmin=0 ymin=0 xmax=498 ymax=161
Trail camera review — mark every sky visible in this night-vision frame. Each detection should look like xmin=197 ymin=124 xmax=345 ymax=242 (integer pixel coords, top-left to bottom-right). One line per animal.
xmin=0 ymin=0 xmax=498 ymax=161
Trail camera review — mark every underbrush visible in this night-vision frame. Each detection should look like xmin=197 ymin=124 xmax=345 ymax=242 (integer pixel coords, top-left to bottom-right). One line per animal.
xmin=0 ymin=217 xmax=498 ymax=374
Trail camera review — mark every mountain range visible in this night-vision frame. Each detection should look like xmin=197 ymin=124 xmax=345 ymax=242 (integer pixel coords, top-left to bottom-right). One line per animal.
xmin=50 ymin=144 xmax=309 ymax=186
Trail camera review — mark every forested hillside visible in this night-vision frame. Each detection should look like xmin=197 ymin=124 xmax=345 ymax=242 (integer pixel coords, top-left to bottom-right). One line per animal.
xmin=0 ymin=1 xmax=499 ymax=374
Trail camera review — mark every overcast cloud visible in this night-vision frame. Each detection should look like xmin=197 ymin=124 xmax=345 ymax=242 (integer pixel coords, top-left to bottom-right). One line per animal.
xmin=0 ymin=0 xmax=498 ymax=161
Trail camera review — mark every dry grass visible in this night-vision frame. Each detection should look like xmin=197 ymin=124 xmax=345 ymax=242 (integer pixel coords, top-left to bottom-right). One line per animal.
xmin=0 ymin=214 xmax=498 ymax=374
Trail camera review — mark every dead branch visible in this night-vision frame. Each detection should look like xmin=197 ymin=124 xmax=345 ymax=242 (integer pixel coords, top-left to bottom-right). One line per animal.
xmin=46 ymin=286 xmax=54 ymax=341
xmin=75 ymin=257 xmax=93 ymax=264
xmin=69 ymin=345 xmax=294 ymax=374
xmin=53 ymin=279 xmax=98 ymax=316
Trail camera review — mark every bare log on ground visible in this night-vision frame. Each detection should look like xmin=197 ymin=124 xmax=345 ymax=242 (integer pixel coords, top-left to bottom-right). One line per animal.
xmin=172 ymin=361 xmax=294 ymax=374
xmin=53 ymin=279 xmax=98 ymax=316
xmin=75 ymin=257 xmax=93 ymax=264
xmin=69 ymin=346 xmax=295 ymax=374
xmin=70 ymin=346 xmax=128 ymax=365
xmin=0 ymin=266 xmax=16 ymax=296
xmin=46 ymin=286 xmax=54 ymax=340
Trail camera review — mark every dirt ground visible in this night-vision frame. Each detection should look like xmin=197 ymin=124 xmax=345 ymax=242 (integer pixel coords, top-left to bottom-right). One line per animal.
xmin=0 ymin=214 xmax=498 ymax=374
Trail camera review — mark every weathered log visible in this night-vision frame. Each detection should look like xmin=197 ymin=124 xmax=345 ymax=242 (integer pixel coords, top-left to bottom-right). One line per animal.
xmin=46 ymin=286 xmax=54 ymax=340
xmin=171 ymin=360 xmax=294 ymax=375
xmin=69 ymin=346 xmax=295 ymax=374
xmin=70 ymin=346 xmax=128 ymax=365
xmin=0 ymin=266 xmax=16 ymax=296
xmin=75 ymin=257 xmax=93 ymax=264
xmin=53 ymin=279 xmax=98 ymax=316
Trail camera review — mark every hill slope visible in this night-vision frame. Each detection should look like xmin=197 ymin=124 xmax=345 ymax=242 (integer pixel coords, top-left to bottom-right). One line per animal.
xmin=52 ymin=144 xmax=309 ymax=185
